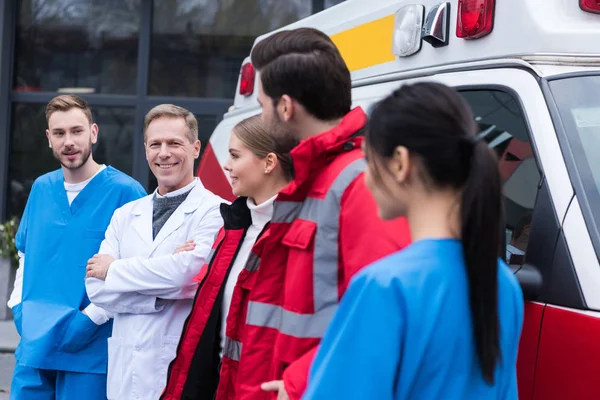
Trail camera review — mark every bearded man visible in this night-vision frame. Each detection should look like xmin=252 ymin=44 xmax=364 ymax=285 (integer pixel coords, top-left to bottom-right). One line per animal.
xmin=7 ymin=94 xmax=146 ymax=400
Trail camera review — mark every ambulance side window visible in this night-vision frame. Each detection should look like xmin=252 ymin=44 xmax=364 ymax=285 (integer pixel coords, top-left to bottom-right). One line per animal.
xmin=460 ymin=90 xmax=540 ymax=266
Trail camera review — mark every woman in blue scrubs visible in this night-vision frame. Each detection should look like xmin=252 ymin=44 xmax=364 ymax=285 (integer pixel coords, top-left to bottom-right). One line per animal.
xmin=304 ymin=82 xmax=524 ymax=399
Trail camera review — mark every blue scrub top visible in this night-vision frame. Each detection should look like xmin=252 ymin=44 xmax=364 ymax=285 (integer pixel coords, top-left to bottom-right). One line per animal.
xmin=305 ymin=239 xmax=524 ymax=400
xmin=14 ymin=166 xmax=146 ymax=374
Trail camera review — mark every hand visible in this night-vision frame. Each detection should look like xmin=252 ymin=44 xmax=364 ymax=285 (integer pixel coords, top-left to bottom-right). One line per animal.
xmin=174 ymin=240 xmax=196 ymax=254
xmin=86 ymin=254 xmax=115 ymax=281
xmin=261 ymin=381 xmax=289 ymax=400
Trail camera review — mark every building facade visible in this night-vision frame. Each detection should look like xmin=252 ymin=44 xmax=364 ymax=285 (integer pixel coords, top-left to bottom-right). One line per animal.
xmin=0 ymin=0 xmax=344 ymax=221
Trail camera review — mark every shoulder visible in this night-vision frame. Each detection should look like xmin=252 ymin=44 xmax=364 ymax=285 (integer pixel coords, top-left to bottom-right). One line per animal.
xmin=112 ymin=193 xmax=152 ymax=219
xmin=33 ymin=169 xmax=61 ymax=187
xmin=325 ymin=151 xmax=365 ymax=193
xmin=104 ymin=167 xmax=145 ymax=191
xmin=26 ymin=170 xmax=61 ymax=201
xmin=356 ymin=240 xmax=461 ymax=287
xmin=198 ymin=182 xmax=229 ymax=209
xmin=344 ymin=251 xmax=411 ymax=307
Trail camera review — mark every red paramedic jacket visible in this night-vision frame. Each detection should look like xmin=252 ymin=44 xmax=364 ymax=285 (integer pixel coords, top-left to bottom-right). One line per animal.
xmin=216 ymin=107 xmax=411 ymax=400
xmin=161 ymin=197 xmax=262 ymax=399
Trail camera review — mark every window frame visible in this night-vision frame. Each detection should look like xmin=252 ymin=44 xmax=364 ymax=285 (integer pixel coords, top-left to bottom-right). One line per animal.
xmin=543 ymin=73 xmax=600 ymax=267
xmin=0 ymin=0 xmax=331 ymax=219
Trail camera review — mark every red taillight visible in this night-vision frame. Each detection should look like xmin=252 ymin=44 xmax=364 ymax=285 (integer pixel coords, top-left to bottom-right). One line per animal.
xmin=456 ymin=0 xmax=495 ymax=39
xmin=239 ymin=62 xmax=255 ymax=96
xmin=580 ymin=0 xmax=600 ymax=13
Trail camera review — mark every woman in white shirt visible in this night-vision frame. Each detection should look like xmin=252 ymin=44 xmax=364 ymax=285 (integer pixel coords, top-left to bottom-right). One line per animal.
xmin=160 ymin=114 xmax=293 ymax=400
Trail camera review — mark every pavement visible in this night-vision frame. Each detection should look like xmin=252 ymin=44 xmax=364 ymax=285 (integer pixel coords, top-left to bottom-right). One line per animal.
xmin=0 ymin=320 xmax=18 ymax=399
xmin=0 ymin=321 xmax=17 ymax=353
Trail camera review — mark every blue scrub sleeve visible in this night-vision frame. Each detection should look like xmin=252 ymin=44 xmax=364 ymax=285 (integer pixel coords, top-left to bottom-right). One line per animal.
xmin=124 ymin=183 xmax=147 ymax=204
xmin=304 ymin=271 xmax=405 ymax=400
xmin=12 ymin=303 xmax=23 ymax=336
xmin=15 ymin=182 xmax=35 ymax=253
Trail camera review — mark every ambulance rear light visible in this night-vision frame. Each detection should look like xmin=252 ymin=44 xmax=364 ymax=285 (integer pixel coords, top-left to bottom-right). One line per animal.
xmin=456 ymin=0 xmax=495 ymax=39
xmin=239 ymin=62 xmax=255 ymax=96
xmin=392 ymin=4 xmax=425 ymax=57
xmin=580 ymin=0 xmax=600 ymax=14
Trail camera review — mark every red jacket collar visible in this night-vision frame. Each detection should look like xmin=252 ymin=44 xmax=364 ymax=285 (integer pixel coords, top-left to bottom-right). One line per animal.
xmin=282 ymin=107 xmax=367 ymax=196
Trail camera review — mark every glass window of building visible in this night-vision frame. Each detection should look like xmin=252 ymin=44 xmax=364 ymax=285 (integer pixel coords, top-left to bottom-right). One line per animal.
xmin=7 ymin=104 xmax=135 ymax=218
xmin=149 ymin=0 xmax=311 ymax=98
xmin=325 ymin=0 xmax=345 ymax=8
xmin=14 ymin=0 xmax=140 ymax=94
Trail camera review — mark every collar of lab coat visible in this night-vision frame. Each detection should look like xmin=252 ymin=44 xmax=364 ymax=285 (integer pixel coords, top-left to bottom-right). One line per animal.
xmin=129 ymin=178 xmax=209 ymax=252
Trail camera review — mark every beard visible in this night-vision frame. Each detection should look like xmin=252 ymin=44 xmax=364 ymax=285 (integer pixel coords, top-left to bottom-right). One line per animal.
xmin=269 ymin=110 xmax=300 ymax=154
xmin=53 ymin=143 xmax=92 ymax=170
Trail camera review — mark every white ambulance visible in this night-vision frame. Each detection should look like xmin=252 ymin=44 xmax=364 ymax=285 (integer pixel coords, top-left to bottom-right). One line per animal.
xmin=196 ymin=1 xmax=600 ymax=398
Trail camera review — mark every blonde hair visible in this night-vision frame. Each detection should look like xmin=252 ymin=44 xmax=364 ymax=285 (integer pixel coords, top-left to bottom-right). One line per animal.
xmin=233 ymin=115 xmax=293 ymax=180
xmin=46 ymin=95 xmax=93 ymax=124
xmin=144 ymin=104 xmax=198 ymax=143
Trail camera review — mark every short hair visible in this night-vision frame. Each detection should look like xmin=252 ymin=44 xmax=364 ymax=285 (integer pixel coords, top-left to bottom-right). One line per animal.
xmin=46 ymin=95 xmax=93 ymax=125
xmin=144 ymin=104 xmax=198 ymax=143
xmin=233 ymin=114 xmax=293 ymax=181
xmin=251 ymin=27 xmax=351 ymax=121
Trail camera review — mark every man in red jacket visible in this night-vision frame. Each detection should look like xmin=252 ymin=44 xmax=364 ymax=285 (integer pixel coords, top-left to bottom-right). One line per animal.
xmin=217 ymin=28 xmax=411 ymax=400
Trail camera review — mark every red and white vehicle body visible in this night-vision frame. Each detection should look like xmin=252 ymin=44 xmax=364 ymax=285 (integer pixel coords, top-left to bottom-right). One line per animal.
xmin=197 ymin=1 xmax=600 ymax=398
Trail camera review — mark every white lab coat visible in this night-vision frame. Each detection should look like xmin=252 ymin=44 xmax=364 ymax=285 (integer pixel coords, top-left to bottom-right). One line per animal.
xmin=86 ymin=179 xmax=225 ymax=400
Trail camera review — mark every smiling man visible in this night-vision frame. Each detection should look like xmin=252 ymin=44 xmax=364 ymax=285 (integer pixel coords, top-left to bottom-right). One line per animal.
xmin=8 ymin=95 xmax=146 ymax=400
xmin=85 ymin=104 xmax=225 ymax=399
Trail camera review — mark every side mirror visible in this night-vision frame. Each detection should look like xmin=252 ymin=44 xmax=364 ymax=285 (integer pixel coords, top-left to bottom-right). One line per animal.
xmin=509 ymin=263 xmax=543 ymax=301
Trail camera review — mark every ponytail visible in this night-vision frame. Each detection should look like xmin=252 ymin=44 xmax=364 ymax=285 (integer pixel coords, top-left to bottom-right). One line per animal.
xmin=367 ymin=82 xmax=504 ymax=384
xmin=460 ymin=140 xmax=503 ymax=384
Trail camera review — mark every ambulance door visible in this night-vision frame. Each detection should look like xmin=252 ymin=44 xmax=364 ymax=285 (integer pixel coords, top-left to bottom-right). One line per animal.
xmin=529 ymin=73 xmax=600 ymax=400
xmin=436 ymin=68 xmax=599 ymax=400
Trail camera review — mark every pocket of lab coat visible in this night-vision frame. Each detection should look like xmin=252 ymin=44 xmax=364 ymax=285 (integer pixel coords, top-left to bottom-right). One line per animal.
xmin=107 ymin=337 xmax=128 ymax=400
xmin=155 ymin=336 xmax=180 ymax=394
xmin=57 ymin=310 xmax=103 ymax=353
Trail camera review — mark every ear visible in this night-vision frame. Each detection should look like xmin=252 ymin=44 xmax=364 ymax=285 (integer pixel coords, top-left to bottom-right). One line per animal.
xmin=264 ymin=152 xmax=278 ymax=174
xmin=279 ymin=95 xmax=294 ymax=122
xmin=46 ymin=129 xmax=52 ymax=148
xmin=193 ymin=140 xmax=201 ymax=159
xmin=90 ymin=123 xmax=99 ymax=144
xmin=389 ymin=146 xmax=411 ymax=184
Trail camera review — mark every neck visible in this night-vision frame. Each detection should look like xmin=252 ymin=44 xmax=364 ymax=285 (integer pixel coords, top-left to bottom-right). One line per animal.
xmin=63 ymin=158 xmax=101 ymax=184
xmin=157 ymin=175 xmax=194 ymax=196
xmin=251 ymin=176 xmax=289 ymax=206
xmin=406 ymin=190 xmax=461 ymax=243
xmin=297 ymin=117 xmax=343 ymax=141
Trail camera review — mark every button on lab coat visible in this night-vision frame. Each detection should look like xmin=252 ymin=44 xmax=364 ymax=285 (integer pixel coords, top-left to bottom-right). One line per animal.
xmin=86 ymin=179 xmax=225 ymax=399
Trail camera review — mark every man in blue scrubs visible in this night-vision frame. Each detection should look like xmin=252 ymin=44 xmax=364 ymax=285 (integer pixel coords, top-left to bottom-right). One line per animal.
xmin=7 ymin=95 xmax=146 ymax=399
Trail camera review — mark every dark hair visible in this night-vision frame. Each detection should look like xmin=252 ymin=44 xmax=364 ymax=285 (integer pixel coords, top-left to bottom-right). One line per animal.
xmin=251 ymin=27 xmax=351 ymax=121
xmin=367 ymin=82 xmax=503 ymax=384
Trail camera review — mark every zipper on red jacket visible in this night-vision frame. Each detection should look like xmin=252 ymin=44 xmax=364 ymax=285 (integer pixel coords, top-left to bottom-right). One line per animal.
xmin=214 ymin=222 xmax=271 ymax=398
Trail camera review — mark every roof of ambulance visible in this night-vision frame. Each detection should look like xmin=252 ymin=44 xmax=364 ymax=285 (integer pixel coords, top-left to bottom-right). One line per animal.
xmin=254 ymin=0 xmax=600 ymax=72
xmin=230 ymin=0 xmax=600 ymax=111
